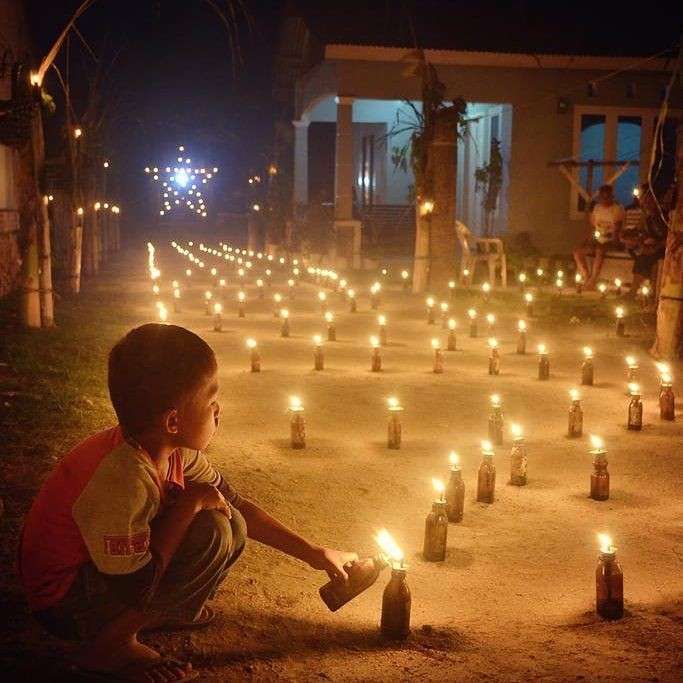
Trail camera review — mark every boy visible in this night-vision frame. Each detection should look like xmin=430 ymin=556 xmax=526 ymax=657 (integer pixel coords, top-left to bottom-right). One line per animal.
xmin=573 ymin=184 xmax=625 ymax=289
xmin=19 ymin=323 xmax=357 ymax=682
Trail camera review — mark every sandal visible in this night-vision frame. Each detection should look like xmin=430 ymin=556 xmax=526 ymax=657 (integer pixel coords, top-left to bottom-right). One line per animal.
xmin=143 ymin=605 xmax=216 ymax=633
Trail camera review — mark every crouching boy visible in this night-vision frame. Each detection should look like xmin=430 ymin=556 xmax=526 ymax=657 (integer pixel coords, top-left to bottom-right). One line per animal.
xmin=19 ymin=323 xmax=357 ymax=682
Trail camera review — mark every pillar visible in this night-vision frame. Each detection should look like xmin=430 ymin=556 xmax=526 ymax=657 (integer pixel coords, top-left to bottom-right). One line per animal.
xmin=292 ymin=118 xmax=309 ymax=206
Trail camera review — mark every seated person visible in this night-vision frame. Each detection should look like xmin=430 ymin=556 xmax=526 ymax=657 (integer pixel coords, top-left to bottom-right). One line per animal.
xmin=573 ymin=184 xmax=625 ymax=289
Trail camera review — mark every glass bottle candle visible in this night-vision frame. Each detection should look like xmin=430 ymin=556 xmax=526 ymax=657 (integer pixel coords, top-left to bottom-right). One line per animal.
xmin=237 ymin=291 xmax=246 ymax=318
xmin=378 ymin=315 xmax=388 ymax=346
xmin=256 ymin=278 xmax=265 ymax=299
xmin=518 ymin=272 xmax=527 ymax=292
xmin=488 ymin=338 xmax=500 ymax=376
xmin=381 ymin=564 xmax=411 ymax=640
xmin=318 ymin=290 xmax=327 ymax=313
xmin=615 ymin=307 xmax=625 ymax=337
xmin=271 ymin=293 xmax=282 ymax=317
xmin=370 ymin=282 xmax=381 ymax=310
xmin=627 ymin=383 xmax=643 ymax=431
xmin=325 ymin=311 xmax=336 ymax=342
xmin=423 ymin=480 xmax=448 ymax=561
xmin=598 ymin=282 xmax=607 ymax=298
xmin=595 ymin=534 xmax=623 ymax=620
xmin=319 ymin=555 xmax=388 ymax=612
xmin=445 ymin=451 xmax=465 ymax=523
xmin=401 ymin=270 xmax=411 ymax=292
xmin=517 ymin=320 xmax=527 ymax=354
xmin=280 ymin=309 xmax=290 ymax=337
xmin=213 ymin=303 xmax=223 ymax=332
xmin=568 ymin=389 xmax=583 ymax=438
xmin=447 ymin=319 xmax=457 ymax=351
xmin=432 ymin=338 xmax=444 ymax=374
xmin=488 ymin=394 xmax=504 ymax=445
xmin=204 ymin=290 xmax=213 ymax=315
xmin=477 ymin=441 xmax=496 ymax=503
xmin=509 ymin=424 xmax=527 ymax=486
xmin=481 ymin=282 xmax=491 ymax=303
xmin=467 ymin=308 xmax=478 ymax=338
xmin=575 ymin=272 xmax=583 ymax=294
xmin=581 ymin=347 xmax=594 ymax=386
xmin=387 ymin=397 xmax=402 ymax=449
xmin=537 ymin=344 xmax=550 ymax=380
xmin=246 ymin=338 xmax=259 ymax=372
xmin=440 ymin=302 xmax=449 ymax=328
xmin=448 ymin=280 xmax=456 ymax=302
xmin=426 ymin=297 xmax=436 ymax=325
xmin=289 ymin=396 xmax=305 ymax=449
xmin=288 ymin=278 xmax=296 ymax=300
xmin=348 ymin=289 xmax=357 ymax=313
xmin=589 ymin=435 xmax=609 ymax=501
xmin=370 ymin=337 xmax=382 ymax=373
xmin=659 ymin=374 xmax=675 ymax=421
xmin=614 ymin=278 xmax=623 ymax=297
xmin=524 ymin=292 xmax=534 ymax=318
xmin=486 ymin=313 xmax=496 ymax=336
xmin=313 ymin=335 xmax=324 ymax=371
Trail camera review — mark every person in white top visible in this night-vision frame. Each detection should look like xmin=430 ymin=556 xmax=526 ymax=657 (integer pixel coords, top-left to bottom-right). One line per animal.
xmin=573 ymin=184 xmax=625 ymax=289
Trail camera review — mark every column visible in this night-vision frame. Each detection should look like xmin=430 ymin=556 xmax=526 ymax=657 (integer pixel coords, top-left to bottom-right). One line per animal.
xmin=334 ymin=96 xmax=354 ymax=220
xmin=292 ymin=118 xmax=309 ymax=205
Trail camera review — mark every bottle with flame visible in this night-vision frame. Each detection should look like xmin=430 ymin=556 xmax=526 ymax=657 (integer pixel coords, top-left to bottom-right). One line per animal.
xmin=313 ymin=334 xmax=324 ymax=371
xmin=657 ymin=364 xmax=675 ymax=421
xmin=568 ymin=389 xmax=583 ymax=438
xmin=467 ymin=308 xmax=478 ymax=338
xmin=509 ymin=424 xmax=527 ymax=486
xmin=325 ymin=311 xmax=337 ymax=342
xmin=426 ymin=296 xmax=436 ymax=325
xmin=488 ymin=338 xmax=500 ymax=376
xmin=627 ymin=383 xmax=642 ymax=431
xmin=537 ymin=344 xmax=550 ymax=380
xmin=589 ymin=435 xmax=609 ymax=501
xmin=595 ymin=533 xmax=623 ymax=620
xmin=280 ymin=309 xmax=290 ymax=338
xmin=387 ymin=397 xmax=402 ymax=449
xmin=517 ymin=320 xmax=527 ymax=355
xmin=246 ymin=338 xmax=259 ymax=372
xmin=370 ymin=336 xmax=382 ymax=373
xmin=432 ymin=338 xmax=444 ymax=374
xmin=488 ymin=395 xmax=504 ymax=445
xmin=422 ymin=479 xmax=448 ymax=562
xmin=288 ymin=396 xmax=305 ymax=449
xmin=581 ymin=347 xmax=594 ymax=386
xmin=445 ymin=451 xmax=465 ymax=522
xmin=477 ymin=441 xmax=496 ymax=503
xmin=447 ymin=319 xmax=457 ymax=351
xmin=379 ymin=529 xmax=411 ymax=640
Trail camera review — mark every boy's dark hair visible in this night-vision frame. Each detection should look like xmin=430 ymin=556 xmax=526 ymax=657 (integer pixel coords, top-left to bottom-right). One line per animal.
xmin=598 ymin=184 xmax=613 ymax=195
xmin=108 ymin=323 xmax=217 ymax=436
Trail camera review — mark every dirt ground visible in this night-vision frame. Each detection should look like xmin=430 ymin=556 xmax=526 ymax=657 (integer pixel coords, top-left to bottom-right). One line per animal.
xmin=1 ymin=242 xmax=682 ymax=682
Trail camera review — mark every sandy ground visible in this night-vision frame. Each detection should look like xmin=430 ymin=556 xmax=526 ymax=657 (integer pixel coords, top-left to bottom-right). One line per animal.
xmin=2 ymin=242 xmax=682 ymax=681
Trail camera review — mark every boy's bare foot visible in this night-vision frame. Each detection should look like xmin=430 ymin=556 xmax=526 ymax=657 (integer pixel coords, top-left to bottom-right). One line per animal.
xmin=72 ymin=637 xmax=159 ymax=673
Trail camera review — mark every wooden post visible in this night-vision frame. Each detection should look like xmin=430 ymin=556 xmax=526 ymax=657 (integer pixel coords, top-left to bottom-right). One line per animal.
xmin=651 ymin=122 xmax=683 ymax=359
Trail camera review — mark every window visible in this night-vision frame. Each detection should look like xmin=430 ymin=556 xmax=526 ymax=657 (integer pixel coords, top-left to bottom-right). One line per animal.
xmin=615 ymin=116 xmax=641 ymax=207
xmin=577 ymin=114 xmax=606 ymax=211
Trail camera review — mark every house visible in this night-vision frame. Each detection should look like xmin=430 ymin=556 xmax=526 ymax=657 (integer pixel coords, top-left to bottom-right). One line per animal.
xmin=274 ymin=4 xmax=682 ymax=270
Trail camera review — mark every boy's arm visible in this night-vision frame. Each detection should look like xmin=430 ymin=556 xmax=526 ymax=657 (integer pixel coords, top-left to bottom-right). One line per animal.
xmin=235 ymin=498 xmax=357 ymax=580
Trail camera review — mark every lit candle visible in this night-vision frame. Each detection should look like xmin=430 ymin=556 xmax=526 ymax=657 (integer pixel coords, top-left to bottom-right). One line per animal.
xmin=265 ymin=267 xmax=272 ymax=284
xmin=347 ymin=288 xmax=357 ymax=313
xmin=287 ymin=278 xmax=296 ymax=300
xmin=518 ymin=272 xmax=527 ymax=291
xmin=614 ymin=278 xmax=622 ymax=297
xmin=448 ymin=279 xmax=456 ymax=302
xmin=568 ymin=389 xmax=583 ymax=438
xmin=589 ymin=435 xmax=609 ymax=501
xmin=467 ymin=308 xmax=478 ymax=338
xmin=370 ymin=336 xmax=382 ymax=372
xmin=204 ymin=290 xmax=213 ymax=315
xmin=313 ymin=334 xmax=324 ymax=371
xmin=426 ymin=297 xmax=436 ymax=325
xmin=509 ymin=423 xmax=527 ymax=486
xmin=256 ymin=278 xmax=264 ymax=299
xmin=477 ymin=440 xmax=496 ymax=503
xmin=581 ymin=346 xmax=594 ymax=386
xmin=431 ymin=338 xmax=443 ymax=374
xmin=625 ymin=356 xmax=639 ymax=384
xmin=524 ymin=291 xmax=534 ymax=318
xmin=657 ymin=364 xmax=675 ymax=421
xmin=318 ymin=291 xmax=327 ymax=313
xmin=377 ymin=530 xmax=410 ymax=640
xmin=280 ymin=308 xmax=290 ymax=337
xmin=267 ymin=293 xmax=281 ymax=317
xmin=152 ymin=284 xmax=160 ymax=296
xmin=575 ymin=272 xmax=583 ymax=294
xmin=213 ymin=302 xmax=223 ymax=332
xmin=447 ymin=318 xmax=457 ymax=351
xmin=173 ymin=287 xmax=181 ymax=313
xmin=627 ymin=383 xmax=642 ymax=431
xmin=595 ymin=533 xmax=624 ymax=620
xmin=556 ymin=270 xmax=564 ymax=280
xmin=598 ymin=282 xmax=607 ymax=299
xmin=171 ymin=280 xmax=179 ymax=289
xmin=481 ymin=281 xmax=491 ymax=302
xmin=237 ymin=290 xmax=246 ymax=318
xmin=288 ymin=396 xmax=305 ymax=449
xmin=440 ymin=302 xmax=449 ymax=328
xmin=381 ymin=267 xmax=388 ymax=279
xmin=536 ymin=267 xmax=544 ymax=281
xmin=377 ymin=314 xmax=388 ymax=346
xmin=639 ymin=284 xmax=650 ymax=301
xmin=462 ymin=267 xmax=471 ymax=287
xmin=157 ymin=303 xmax=168 ymax=323
xmin=486 ymin=312 xmax=496 ymax=335
xmin=370 ymin=282 xmax=381 ymax=310
xmin=387 ymin=396 xmax=402 ymax=448
xmin=488 ymin=394 xmax=504 ymax=445
xmin=324 ymin=311 xmax=337 ymax=342
xmin=517 ymin=319 xmax=527 ymax=354
xmin=488 ymin=338 xmax=500 ymax=376
xmin=445 ymin=451 xmax=465 ymax=522
xmin=615 ymin=307 xmax=625 ymax=337
xmin=246 ymin=337 xmax=260 ymax=371
xmin=401 ymin=269 xmax=410 ymax=292
xmin=423 ymin=478 xmax=448 ymax=562
xmin=537 ymin=343 xmax=550 ymax=380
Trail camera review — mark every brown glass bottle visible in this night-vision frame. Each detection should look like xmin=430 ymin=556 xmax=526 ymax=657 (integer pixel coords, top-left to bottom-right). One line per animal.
xmin=433 ymin=348 xmax=444 ymax=374
xmin=387 ymin=412 xmax=401 ymax=449
xmin=509 ymin=437 xmax=527 ymax=486
xmin=290 ymin=413 xmax=305 ymax=449
xmin=447 ymin=328 xmax=456 ymax=351
xmin=427 ymin=307 xmax=435 ymax=325
xmin=590 ymin=450 xmax=609 ymax=501
xmin=477 ymin=451 xmax=496 ymax=503
xmin=516 ymin=331 xmax=526 ymax=355
xmin=596 ymin=551 xmax=624 ymax=620
xmin=488 ymin=406 xmax=504 ymax=445
xmin=581 ymin=358 xmax=594 ymax=386
xmin=615 ymin=318 xmax=625 ymax=337
xmin=423 ymin=500 xmax=448 ymax=561
xmin=568 ymin=399 xmax=583 ymax=438
xmin=250 ymin=350 xmax=261 ymax=373
xmin=659 ymin=384 xmax=675 ymax=421
xmin=488 ymin=348 xmax=500 ymax=375
xmin=445 ymin=468 xmax=465 ymax=522
xmin=469 ymin=319 xmax=477 ymax=338
xmin=281 ymin=318 xmax=290 ymax=338
xmin=327 ymin=324 xmax=337 ymax=342
xmin=371 ymin=347 xmax=382 ymax=372
xmin=627 ymin=394 xmax=642 ymax=431
xmin=349 ymin=297 xmax=357 ymax=313
xmin=319 ymin=556 xmax=388 ymax=612
xmin=380 ymin=567 xmax=411 ymax=639
xmin=538 ymin=354 xmax=550 ymax=380
xmin=314 ymin=346 xmax=324 ymax=371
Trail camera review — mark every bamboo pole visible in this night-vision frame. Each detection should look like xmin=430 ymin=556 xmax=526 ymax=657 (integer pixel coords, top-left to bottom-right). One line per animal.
xmin=651 ymin=122 xmax=683 ymax=359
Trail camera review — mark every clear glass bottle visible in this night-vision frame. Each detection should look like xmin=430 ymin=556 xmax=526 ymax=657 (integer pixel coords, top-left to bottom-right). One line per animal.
xmin=596 ymin=550 xmax=624 ymax=620
xmin=380 ymin=566 xmax=411 ymax=639
xmin=488 ymin=403 xmax=504 ymax=446
xmin=423 ymin=500 xmax=448 ymax=561
xmin=319 ymin=556 xmax=388 ymax=612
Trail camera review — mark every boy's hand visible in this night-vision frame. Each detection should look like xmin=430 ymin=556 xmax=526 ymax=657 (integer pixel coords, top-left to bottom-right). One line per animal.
xmin=183 ymin=482 xmax=231 ymax=518
xmin=307 ymin=546 xmax=359 ymax=581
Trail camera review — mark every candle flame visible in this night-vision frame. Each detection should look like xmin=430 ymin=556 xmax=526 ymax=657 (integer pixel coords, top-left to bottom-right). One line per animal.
xmin=614 ymin=278 xmax=622 ymax=287
xmin=313 ymin=334 xmax=323 ymax=345
xmin=597 ymin=533 xmax=615 ymax=554
xmin=537 ymin=343 xmax=547 ymax=354
xmin=440 ymin=302 xmax=449 ymax=312
xmin=432 ymin=478 xmax=445 ymax=495
xmin=628 ymin=382 xmax=640 ymax=395
xmin=213 ymin=303 xmax=222 ymax=315
xmin=401 ymin=270 xmax=409 ymax=279
xmin=448 ymin=280 xmax=455 ymax=288
xmin=488 ymin=337 xmax=498 ymax=349
xmin=387 ymin=396 xmax=400 ymax=410
xmin=518 ymin=319 xmax=527 ymax=331
xmin=173 ymin=288 xmax=180 ymax=299
xmin=555 ymin=278 xmax=563 ymax=287
xmin=158 ymin=304 xmax=168 ymax=322
xmin=281 ymin=308 xmax=289 ymax=318
xmin=375 ymin=528 xmax=403 ymax=563
xmin=625 ymin=356 xmax=637 ymax=367
xmin=524 ymin=292 xmax=534 ymax=303
xmin=467 ymin=308 xmax=477 ymax=319
xmin=481 ymin=440 xmax=494 ymax=453
xmin=590 ymin=434 xmax=604 ymax=450
xmin=246 ymin=338 xmax=256 ymax=349
xmin=426 ymin=297 xmax=435 ymax=307
xmin=370 ymin=335 xmax=380 ymax=348
xmin=486 ymin=313 xmax=495 ymax=324
xmin=205 ymin=290 xmax=212 ymax=300
xmin=238 ymin=291 xmax=246 ymax=302
xmin=431 ymin=338 xmax=441 ymax=349
xmin=449 ymin=451 xmax=459 ymax=467
xmin=575 ymin=273 xmax=582 ymax=283
xmin=615 ymin=306 xmax=625 ymax=318
xmin=274 ymin=293 xmax=282 ymax=302
xmin=490 ymin=394 xmax=501 ymax=406
xmin=448 ymin=318 xmax=456 ymax=330
xmin=378 ymin=314 xmax=386 ymax=325
xmin=598 ymin=283 xmax=607 ymax=293
xmin=661 ymin=373 xmax=673 ymax=384
xmin=324 ymin=311 xmax=334 ymax=322
xmin=348 ymin=289 xmax=355 ymax=298
xmin=318 ymin=291 xmax=326 ymax=301
xmin=536 ymin=268 xmax=544 ymax=277
xmin=256 ymin=279 xmax=263 ymax=287
xmin=511 ymin=423 xmax=523 ymax=438
xmin=482 ymin=282 xmax=491 ymax=293
xmin=655 ymin=361 xmax=670 ymax=375
xmin=289 ymin=396 xmax=303 ymax=411
xmin=371 ymin=282 xmax=381 ymax=293
xmin=583 ymin=346 xmax=593 ymax=358
xmin=518 ymin=272 xmax=527 ymax=282
xmin=569 ymin=388 xmax=580 ymax=401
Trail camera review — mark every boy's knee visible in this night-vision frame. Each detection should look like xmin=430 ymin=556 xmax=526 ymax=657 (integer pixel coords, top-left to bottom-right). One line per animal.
xmin=191 ymin=509 xmax=245 ymax=562
xmin=229 ymin=507 xmax=247 ymax=559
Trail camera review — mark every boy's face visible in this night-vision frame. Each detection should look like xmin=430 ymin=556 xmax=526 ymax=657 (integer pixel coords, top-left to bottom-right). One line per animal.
xmin=175 ymin=369 xmax=220 ymax=451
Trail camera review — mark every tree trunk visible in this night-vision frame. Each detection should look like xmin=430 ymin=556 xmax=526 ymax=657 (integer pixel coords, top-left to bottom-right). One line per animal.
xmin=69 ymin=210 xmax=83 ymax=294
xmin=38 ymin=195 xmax=54 ymax=326
xmin=650 ymin=122 xmax=683 ymax=359
xmin=412 ymin=208 xmax=430 ymax=293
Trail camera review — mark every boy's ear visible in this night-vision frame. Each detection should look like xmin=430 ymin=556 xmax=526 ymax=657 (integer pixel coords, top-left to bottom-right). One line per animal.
xmin=164 ymin=408 xmax=180 ymax=435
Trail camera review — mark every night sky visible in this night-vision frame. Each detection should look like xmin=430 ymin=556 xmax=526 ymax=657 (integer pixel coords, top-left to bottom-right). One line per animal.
xmin=24 ymin=0 xmax=681 ymax=224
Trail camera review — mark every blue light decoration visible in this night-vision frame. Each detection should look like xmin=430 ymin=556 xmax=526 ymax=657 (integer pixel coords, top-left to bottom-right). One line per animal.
xmin=144 ymin=145 xmax=218 ymax=218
